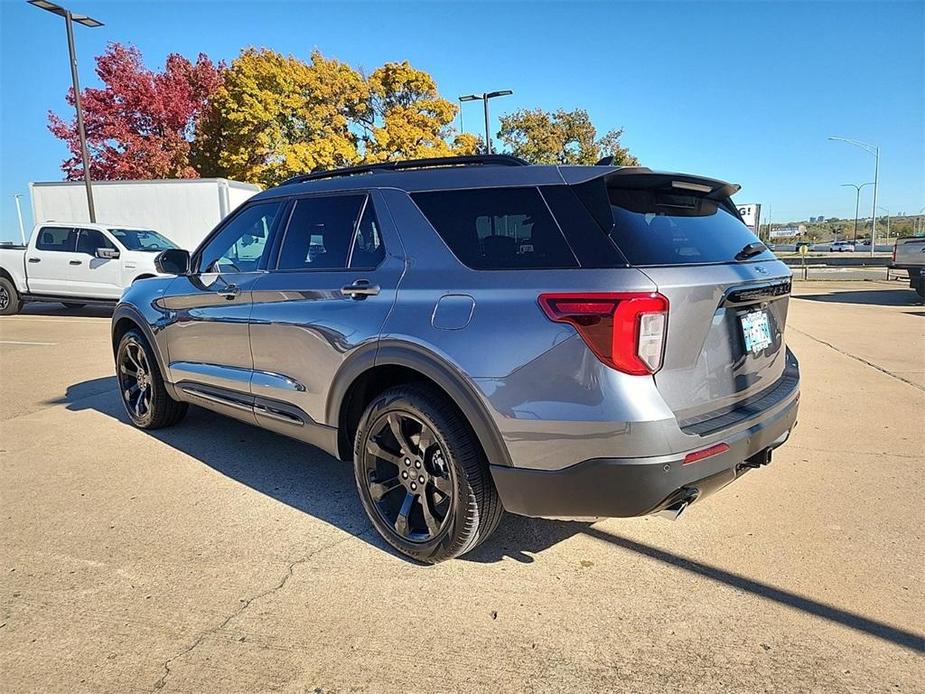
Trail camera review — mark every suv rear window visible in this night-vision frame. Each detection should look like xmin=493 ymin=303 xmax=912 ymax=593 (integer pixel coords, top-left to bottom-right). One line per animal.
xmin=606 ymin=188 xmax=775 ymax=266
xmin=411 ymin=187 xmax=578 ymax=270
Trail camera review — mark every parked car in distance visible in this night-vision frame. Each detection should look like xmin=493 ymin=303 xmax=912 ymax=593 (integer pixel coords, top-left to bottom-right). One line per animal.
xmin=0 ymin=223 xmax=177 ymax=315
xmin=795 ymin=241 xmax=812 ymax=253
xmin=112 ymin=155 xmax=800 ymax=563
xmin=829 ymin=240 xmax=855 ymax=252
xmin=891 ymin=237 xmax=925 ymax=301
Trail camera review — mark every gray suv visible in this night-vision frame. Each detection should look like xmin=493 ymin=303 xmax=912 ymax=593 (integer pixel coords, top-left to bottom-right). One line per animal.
xmin=112 ymin=155 xmax=799 ymax=563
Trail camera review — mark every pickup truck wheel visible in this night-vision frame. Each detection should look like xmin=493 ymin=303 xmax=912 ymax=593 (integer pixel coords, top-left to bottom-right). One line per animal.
xmin=116 ymin=329 xmax=187 ymax=429
xmin=62 ymin=302 xmax=86 ymax=309
xmin=354 ymin=385 xmax=503 ymax=563
xmin=0 ymin=277 xmax=23 ymax=315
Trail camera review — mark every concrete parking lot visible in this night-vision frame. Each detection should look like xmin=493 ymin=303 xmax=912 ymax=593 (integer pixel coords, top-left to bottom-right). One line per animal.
xmin=1 ymin=280 xmax=923 ymax=693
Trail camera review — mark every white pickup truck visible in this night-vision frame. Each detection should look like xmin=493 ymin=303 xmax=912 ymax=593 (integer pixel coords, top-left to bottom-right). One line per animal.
xmin=0 ymin=222 xmax=178 ymax=315
xmin=891 ymin=237 xmax=925 ymax=302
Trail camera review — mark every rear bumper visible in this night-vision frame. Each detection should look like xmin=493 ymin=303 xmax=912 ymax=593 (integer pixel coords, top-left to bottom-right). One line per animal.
xmin=490 ymin=387 xmax=799 ymax=519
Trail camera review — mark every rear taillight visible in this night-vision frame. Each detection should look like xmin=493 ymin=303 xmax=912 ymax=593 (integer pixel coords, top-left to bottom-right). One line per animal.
xmin=538 ymin=292 xmax=669 ymax=375
xmin=683 ymin=442 xmax=730 ymax=465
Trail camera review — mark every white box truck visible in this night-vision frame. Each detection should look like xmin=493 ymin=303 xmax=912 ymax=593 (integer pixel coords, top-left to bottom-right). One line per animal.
xmin=29 ymin=178 xmax=261 ymax=251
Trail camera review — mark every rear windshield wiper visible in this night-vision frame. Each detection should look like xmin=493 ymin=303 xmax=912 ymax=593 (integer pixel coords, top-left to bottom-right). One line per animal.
xmin=735 ymin=241 xmax=767 ymax=261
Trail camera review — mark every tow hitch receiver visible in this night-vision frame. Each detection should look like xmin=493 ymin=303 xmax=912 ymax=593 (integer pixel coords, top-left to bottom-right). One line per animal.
xmin=739 ymin=447 xmax=773 ymax=470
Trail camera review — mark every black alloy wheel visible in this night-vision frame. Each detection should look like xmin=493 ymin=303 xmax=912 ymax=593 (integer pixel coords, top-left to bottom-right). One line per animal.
xmin=119 ymin=339 xmax=154 ymax=421
xmin=115 ymin=329 xmax=187 ymax=429
xmin=362 ymin=411 xmax=455 ymax=542
xmin=353 ymin=385 xmax=503 ymax=563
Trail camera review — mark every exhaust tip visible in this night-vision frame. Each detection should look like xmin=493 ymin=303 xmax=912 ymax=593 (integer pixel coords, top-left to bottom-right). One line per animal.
xmin=655 ymin=500 xmax=689 ymax=521
xmin=655 ymin=489 xmax=699 ymax=521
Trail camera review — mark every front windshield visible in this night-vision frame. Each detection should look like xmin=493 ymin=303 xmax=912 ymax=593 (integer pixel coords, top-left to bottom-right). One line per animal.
xmin=108 ymin=228 xmax=177 ymax=252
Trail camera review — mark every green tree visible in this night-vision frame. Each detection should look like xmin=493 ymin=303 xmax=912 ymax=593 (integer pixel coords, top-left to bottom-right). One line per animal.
xmin=498 ymin=108 xmax=638 ymax=165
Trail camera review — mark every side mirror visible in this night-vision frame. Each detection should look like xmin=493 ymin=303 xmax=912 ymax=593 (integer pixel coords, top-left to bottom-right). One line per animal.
xmin=96 ymin=247 xmax=120 ymax=259
xmin=155 ymin=248 xmax=191 ymax=275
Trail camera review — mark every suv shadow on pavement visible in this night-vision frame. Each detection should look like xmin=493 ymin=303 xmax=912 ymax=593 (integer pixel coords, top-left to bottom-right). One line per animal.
xmin=48 ymin=377 xmax=925 ymax=651
xmin=54 ymin=376 xmax=587 ymax=564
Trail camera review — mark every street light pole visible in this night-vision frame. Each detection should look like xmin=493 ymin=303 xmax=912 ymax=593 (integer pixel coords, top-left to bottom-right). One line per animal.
xmin=64 ymin=9 xmax=95 ymax=222
xmin=28 ymin=1 xmax=103 ymax=223
xmin=840 ymin=182 xmax=874 ymax=242
xmin=459 ymin=90 xmax=513 ymax=155
xmin=829 ymin=136 xmax=880 ymax=256
xmin=877 ymin=206 xmax=890 ymax=241
xmin=13 ymin=194 xmax=26 ymax=245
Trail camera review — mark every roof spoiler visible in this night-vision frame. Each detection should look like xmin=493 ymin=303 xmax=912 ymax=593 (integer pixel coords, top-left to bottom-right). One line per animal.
xmin=594 ymin=166 xmax=740 ymax=200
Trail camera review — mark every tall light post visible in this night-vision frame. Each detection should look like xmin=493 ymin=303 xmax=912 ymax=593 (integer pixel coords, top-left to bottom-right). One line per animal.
xmin=840 ymin=182 xmax=874 ymax=242
xmin=13 ymin=194 xmax=26 ymax=245
xmin=28 ymin=0 xmax=103 ymax=223
xmin=829 ymin=136 xmax=879 ymax=256
xmin=877 ymin=206 xmax=891 ymax=242
xmin=459 ymin=90 xmax=513 ymax=154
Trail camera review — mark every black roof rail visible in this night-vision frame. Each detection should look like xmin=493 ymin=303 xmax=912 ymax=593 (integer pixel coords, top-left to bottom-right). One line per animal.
xmin=280 ymin=154 xmax=529 ymax=186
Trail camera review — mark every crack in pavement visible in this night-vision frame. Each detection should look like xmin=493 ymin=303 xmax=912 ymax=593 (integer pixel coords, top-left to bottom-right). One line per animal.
xmin=152 ymin=532 xmax=364 ymax=691
xmin=790 ymin=327 xmax=925 ymax=392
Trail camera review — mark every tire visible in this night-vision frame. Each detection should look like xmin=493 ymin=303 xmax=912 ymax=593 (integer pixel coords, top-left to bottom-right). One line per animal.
xmin=0 ymin=277 xmax=23 ymax=316
xmin=116 ymin=329 xmax=187 ymax=429
xmin=62 ymin=302 xmax=86 ymax=309
xmin=353 ymin=384 xmax=503 ymax=563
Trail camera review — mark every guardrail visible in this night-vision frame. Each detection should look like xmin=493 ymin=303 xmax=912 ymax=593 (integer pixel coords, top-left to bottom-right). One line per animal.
xmin=779 ymin=255 xmax=892 ymax=268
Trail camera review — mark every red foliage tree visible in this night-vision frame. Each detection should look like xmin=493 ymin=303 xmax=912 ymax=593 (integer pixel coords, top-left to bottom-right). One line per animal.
xmin=48 ymin=42 xmax=223 ymax=180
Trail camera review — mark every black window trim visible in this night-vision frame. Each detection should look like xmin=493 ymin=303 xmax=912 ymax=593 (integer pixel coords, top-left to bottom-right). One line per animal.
xmin=268 ymin=190 xmax=386 ymax=274
xmin=191 ymin=198 xmax=290 ymax=275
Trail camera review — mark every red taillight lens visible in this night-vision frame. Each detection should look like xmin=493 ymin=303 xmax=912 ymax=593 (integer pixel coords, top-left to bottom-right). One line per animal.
xmin=538 ymin=292 xmax=669 ymax=375
xmin=683 ymin=442 xmax=730 ymax=465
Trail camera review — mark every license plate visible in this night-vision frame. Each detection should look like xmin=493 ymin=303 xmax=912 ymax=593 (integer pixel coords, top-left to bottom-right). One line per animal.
xmin=740 ymin=310 xmax=772 ymax=354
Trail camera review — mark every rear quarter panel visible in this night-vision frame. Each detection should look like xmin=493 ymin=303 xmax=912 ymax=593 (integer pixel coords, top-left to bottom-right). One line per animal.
xmin=377 ymin=189 xmax=680 ymax=471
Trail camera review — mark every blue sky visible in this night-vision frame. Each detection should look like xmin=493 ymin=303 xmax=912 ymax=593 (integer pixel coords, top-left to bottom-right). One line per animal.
xmin=1 ymin=0 xmax=922 ymax=240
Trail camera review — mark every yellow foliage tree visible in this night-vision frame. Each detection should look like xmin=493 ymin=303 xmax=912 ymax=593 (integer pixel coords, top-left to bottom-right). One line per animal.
xmin=360 ymin=61 xmax=471 ymax=162
xmin=194 ymin=48 xmax=366 ymax=186
xmin=497 ymin=108 xmax=638 ymax=166
xmin=193 ymin=50 xmax=504 ymax=185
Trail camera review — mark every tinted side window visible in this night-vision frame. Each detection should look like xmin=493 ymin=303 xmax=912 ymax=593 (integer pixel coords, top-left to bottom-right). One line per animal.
xmin=198 ymin=201 xmax=284 ymax=273
xmin=539 ymin=186 xmax=626 ymax=268
xmin=76 ymin=229 xmax=116 ymax=255
xmin=349 ymin=201 xmax=385 ymax=269
xmin=35 ymin=227 xmax=76 ymax=252
xmin=277 ymin=195 xmax=364 ymax=271
xmin=411 ymin=187 xmax=578 ymax=270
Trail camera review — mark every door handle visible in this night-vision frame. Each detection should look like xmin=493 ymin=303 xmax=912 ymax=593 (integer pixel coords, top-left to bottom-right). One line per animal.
xmin=217 ymin=284 xmax=239 ymax=300
xmin=28 ymin=257 xmax=41 ymax=263
xmin=341 ymin=279 xmax=380 ymax=299
xmin=69 ymin=260 xmax=83 ymax=266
